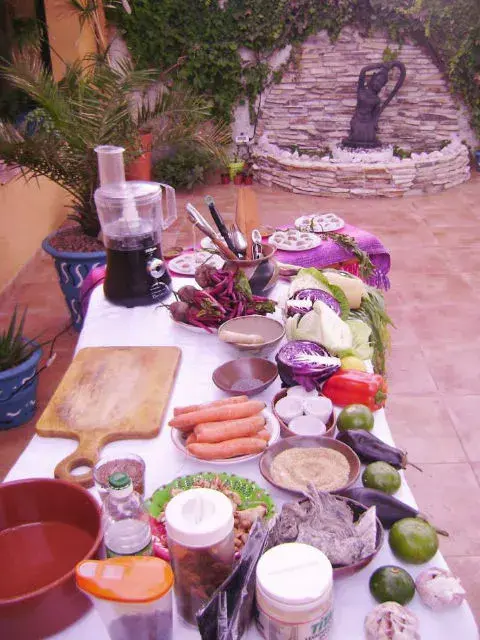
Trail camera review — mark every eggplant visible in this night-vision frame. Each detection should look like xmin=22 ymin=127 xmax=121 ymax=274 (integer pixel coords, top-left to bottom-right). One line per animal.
xmin=340 ymin=487 xmax=448 ymax=537
xmin=336 ymin=430 xmax=422 ymax=472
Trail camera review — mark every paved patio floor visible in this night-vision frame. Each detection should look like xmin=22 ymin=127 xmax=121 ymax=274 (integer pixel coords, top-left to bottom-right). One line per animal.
xmin=1 ymin=175 xmax=479 ymax=622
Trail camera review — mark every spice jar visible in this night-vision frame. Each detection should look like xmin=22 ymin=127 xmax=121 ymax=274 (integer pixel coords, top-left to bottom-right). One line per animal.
xmin=255 ymin=543 xmax=333 ymax=640
xmin=165 ymin=487 xmax=235 ymax=625
xmin=76 ymin=556 xmax=174 ymax=640
xmin=94 ymin=452 xmax=146 ymax=500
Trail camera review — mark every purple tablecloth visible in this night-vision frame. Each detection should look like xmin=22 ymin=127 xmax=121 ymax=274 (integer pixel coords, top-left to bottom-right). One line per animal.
xmin=274 ymin=223 xmax=390 ymax=289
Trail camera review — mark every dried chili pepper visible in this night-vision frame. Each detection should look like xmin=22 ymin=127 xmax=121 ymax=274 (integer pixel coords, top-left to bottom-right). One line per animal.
xmin=322 ymin=370 xmax=387 ymax=411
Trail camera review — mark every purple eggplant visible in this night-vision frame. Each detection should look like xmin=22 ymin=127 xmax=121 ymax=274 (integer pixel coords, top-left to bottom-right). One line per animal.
xmin=337 ymin=430 xmax=422 ymax=472
xmin=339 ymin=487 xmax=448 ymax=537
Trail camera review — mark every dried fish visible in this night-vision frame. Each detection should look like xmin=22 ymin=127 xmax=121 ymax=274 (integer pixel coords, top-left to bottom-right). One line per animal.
xmin=268 ymin=485 xmax=377 ymax=566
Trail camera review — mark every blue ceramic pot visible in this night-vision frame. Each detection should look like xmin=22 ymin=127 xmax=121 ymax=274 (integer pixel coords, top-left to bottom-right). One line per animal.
xmin=475 ymin=150 xmax=480 ymax=172
xmin=42 ymin=233 xmax=106 ymax=332
xmin=0 ymin=345 xmax=42 ymax=429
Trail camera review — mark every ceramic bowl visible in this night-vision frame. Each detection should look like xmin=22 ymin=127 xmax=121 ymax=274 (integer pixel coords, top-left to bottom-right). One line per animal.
xmin=212 ymin=357 xmax=278 ymax=396
xmin=223 ymin=244 xmax=279 ymax=295
xmin=272 ymin=389 xmax=336 ymax=438
xmin=0 ymin=478 xmax=102 ymax=638
xmin=259 ymin=435 xmax=360 ymax=496
xmin=218 ymin=315 xmax=285 ymax=352
xmin=296 ymin=495 xmax=385 ymax=579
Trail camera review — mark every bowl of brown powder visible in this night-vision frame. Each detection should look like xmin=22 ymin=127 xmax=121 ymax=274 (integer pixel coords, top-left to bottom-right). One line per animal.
xmin=259 ymin=435 xmax=360 ymax=495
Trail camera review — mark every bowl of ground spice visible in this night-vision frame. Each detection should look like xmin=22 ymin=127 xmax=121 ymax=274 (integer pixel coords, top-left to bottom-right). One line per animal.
xmin=259 ymin=435 xmax=360 ymax=496
xmin=93 ymin=452 xmax=146 ymax=500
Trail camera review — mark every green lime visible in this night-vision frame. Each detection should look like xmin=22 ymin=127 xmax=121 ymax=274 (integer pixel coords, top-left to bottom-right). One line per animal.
xmin=362 ymin=461 xmax=401 ymax=494
xmin=336 ymin=404 xmax=374 ymax=432
xmin=389 ymin=518 xmax=439 ymax=564
xmin=369 ymin=565 xmax=416 ymax=605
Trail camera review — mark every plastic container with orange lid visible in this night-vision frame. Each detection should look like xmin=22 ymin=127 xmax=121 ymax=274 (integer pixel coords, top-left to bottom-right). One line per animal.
xmin=76 ymin=556 xmax=173 ymax=640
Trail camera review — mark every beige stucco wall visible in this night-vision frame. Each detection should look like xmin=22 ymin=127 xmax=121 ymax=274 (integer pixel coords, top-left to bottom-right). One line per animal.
xmin=0 ymin=177 xmax=68 ymax=290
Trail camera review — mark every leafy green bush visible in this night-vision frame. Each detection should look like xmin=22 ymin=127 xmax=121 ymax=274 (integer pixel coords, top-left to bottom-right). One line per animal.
xmin=153 ymin=145 xmax=219 ymax=191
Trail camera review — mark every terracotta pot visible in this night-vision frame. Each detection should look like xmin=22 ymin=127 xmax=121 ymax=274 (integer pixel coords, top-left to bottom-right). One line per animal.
xmin=233 ymin=173 xmax=244 ymax=185
xmin=243 ymin=174 xmax=253 ymax=185
xmin=224 ymin=243 xmax=279 ymax=295
xmin=126 ymin=131 xmax=152 ymax=181
xmin=220 ymin=173 xmax=231 ymax=184
xmin=0 ymin=478 xmax=102 ymax=639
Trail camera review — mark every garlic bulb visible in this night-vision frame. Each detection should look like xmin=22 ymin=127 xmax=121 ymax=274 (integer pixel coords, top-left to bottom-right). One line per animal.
xmin=415 ymin=567 xmax=466 ymax=611
xmin=365 ymin=602 xmax=420 ymax=640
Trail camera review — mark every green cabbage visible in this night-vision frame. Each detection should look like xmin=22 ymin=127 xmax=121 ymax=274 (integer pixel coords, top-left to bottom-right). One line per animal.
xmin=346 ymin=318 xmax=373 ymax=360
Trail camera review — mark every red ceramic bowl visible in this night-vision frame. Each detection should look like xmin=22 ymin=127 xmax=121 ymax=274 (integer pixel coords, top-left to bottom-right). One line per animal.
xmin=0 ymin=478 xmax=102 ymax=639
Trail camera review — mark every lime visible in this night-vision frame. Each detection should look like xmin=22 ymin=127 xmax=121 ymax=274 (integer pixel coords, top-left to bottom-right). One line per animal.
xmin=362 ymin=461 xmax=401 ymax=494
xmin=369 ymin=565 xmax=416 ymax=605
xmin=389 ymin=518 xmax=439 ymax=564
xmin=336 ymin=404 xmax=374 ymax=432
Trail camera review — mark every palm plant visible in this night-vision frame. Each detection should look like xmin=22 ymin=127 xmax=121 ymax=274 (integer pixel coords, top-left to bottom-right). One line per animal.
xmin=0 ymin=307 xmax=42 ymax=372
xmin=0 ymin=50 xmax=230 ymax=238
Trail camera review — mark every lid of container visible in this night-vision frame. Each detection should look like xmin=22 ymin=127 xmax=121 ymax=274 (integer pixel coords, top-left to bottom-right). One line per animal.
xmin=256 ymin=543 xmax=332 ymax=606
xmin=165 ymin=488 xmax=234 ymax=548
xmin=108 ymin=472 xmax=131 ymax=490
xmin=76 ymin=557 xmax=173 ymax=603
xmin=95 ymin=181 xmax=161 ymax=207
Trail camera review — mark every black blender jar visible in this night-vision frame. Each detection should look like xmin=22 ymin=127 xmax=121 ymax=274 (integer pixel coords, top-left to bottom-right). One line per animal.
xmin=94 ymin=146 xmax=177 ymax=307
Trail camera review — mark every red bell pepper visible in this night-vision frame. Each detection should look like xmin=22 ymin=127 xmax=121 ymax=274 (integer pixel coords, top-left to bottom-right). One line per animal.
xmin=322 ymin=370 xmax=387 ymax=411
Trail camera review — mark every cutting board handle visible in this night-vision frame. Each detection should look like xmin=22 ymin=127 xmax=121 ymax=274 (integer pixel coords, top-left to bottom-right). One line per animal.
xmin=54 ymin=435 xmax=101 ymax=488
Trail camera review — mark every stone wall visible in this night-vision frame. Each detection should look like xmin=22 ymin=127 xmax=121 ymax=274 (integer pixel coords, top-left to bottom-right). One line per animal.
xmin=256 ymin=141 xmax=470 ymax=197
xmin=257 ymin=27 xmax=469 ymax=153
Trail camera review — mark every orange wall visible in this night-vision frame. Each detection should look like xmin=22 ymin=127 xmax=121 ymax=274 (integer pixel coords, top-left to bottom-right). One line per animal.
xmin=0 ymin=177 xmax=68 ymax=289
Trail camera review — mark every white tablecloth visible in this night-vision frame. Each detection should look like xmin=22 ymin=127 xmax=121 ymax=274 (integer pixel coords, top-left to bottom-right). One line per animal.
xmin=5 ymin=280 xmax=479 ymax=639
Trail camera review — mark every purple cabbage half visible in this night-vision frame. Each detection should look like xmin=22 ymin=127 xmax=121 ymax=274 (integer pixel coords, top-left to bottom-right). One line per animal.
xmin=275 ymin=340 xmax=341 ymax=391
xmin=286 ymin=289 xmax=341 ymax=317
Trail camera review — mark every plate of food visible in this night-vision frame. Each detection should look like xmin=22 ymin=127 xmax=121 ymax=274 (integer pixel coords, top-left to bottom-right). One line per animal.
xmin=295 ymin=213 xmax=345 ymax=233
xmin=147 ymin=472 xmax=276 ymax=559
xmin=169 ymin=395 xmax=280 ymax=464
xmin=268 ymin=229 xmax=321 ymax=252
xmin=168 ymin=251 xmax=224 ymax=276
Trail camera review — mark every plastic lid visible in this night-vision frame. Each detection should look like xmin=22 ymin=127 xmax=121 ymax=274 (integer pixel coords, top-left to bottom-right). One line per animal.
xmin=76 ymin=557 xmax=173 ymax=603
xmin=108 ymin=472 xmax=131 ymax=490
xmin=256 ymin=543 xmax=332 ymax=606
xmin=95 ymin=181 xmax=161 ymax=208
xmin=165 ymin=488 xmax=234 ymax=548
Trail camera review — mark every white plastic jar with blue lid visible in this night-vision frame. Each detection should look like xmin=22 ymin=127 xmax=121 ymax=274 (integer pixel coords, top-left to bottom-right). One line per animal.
xmin=255 ymin=542 xmax=333 ymax=640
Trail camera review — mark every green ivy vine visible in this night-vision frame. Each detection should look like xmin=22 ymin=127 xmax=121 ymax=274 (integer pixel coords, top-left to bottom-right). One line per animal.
xmin=108 ymin=0 xmax=480 ymax=138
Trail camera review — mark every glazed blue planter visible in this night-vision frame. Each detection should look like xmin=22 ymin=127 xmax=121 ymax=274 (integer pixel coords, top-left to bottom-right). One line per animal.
xmin=42 ymin=233 xmax=106 ymax=332
xmin=475 ymin=150 xmax=480 ymax=172
xmin=0 ymin=345 xmax=42 ymax=429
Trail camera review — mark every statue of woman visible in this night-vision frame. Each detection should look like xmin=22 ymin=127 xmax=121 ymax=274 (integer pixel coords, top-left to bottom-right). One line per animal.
xmin=343 ymin=61 xmax=406 ymax=149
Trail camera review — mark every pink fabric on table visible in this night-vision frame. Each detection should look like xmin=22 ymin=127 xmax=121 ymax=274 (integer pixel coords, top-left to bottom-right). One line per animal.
xmin=80 ymin=266 xmax=106 ymax=317
xmin=274 ymin=223 xmax=390 ymax=289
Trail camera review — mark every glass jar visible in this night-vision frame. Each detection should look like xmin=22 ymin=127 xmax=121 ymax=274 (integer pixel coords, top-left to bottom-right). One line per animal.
xmin=255 ymin=543 xmax=333 ymax=640
xmin=94 ymin=452 xmax=146 ymax=500
xmin=165 ymin=488 xmax=235 ymax=625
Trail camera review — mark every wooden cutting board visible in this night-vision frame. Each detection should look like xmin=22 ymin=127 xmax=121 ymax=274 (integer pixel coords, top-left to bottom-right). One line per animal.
xmin=36 ymin=346 xmax=181 ymax=488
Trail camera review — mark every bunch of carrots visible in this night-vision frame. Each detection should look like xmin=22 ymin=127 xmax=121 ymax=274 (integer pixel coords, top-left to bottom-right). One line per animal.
xmin=168 ymin=396 xmax=268 ymax=460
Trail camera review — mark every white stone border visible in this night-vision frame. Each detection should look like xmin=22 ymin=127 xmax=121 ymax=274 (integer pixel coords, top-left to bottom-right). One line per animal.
xmin=255 ymin=141 xmax=471 ymax=197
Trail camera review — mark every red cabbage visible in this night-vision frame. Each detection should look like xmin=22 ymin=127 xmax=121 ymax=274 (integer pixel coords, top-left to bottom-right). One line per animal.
xmin=293 ymin=289 xmax=341 ymax=316
xmin=275 ymin=340 xmax=340 ymax=391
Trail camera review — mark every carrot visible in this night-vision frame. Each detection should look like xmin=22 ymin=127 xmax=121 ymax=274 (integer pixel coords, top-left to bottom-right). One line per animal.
xmin=257 ymin=429 xmax=270 ymax=442
xmin=185 ymin=432 xmax=197 ymax=446
xmin=195 ymin=414 xmax=265 ymax=444
xmin=173 ymin=396 xmax=248 ymax=417
xmin=169 ymin=400 xmax=265 ymax=431
xmin=187 ymin=437 xmax=267 ymax=460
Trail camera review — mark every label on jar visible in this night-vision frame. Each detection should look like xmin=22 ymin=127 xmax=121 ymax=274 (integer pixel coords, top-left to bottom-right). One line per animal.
xmin=255 ymin=605 xmax=333 ymax=640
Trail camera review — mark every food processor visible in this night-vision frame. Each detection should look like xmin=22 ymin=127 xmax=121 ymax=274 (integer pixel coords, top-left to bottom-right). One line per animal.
xmin=94 ymin=146 xmax=177 ymax=307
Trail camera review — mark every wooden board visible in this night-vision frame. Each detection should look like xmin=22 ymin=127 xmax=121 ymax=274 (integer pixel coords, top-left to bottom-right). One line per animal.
xmin=36 ymin=346 xmax=181 ymax=488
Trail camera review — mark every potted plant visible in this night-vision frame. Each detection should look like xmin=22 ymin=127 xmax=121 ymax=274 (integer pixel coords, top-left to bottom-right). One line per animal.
xmin=233 ymin=171 xmax=244 ymax=185
xmin=242 ymin=161 xmax=255 ymax=185
xmin=228 ymin=151 xmax=245 ymax=181
xmin=0 ymin=307 xmax=43 ymax=429
xmin=220 ymin=166 xmax=231 ymax=184
xmin=0 ymin=53 xmax=230 ymax=330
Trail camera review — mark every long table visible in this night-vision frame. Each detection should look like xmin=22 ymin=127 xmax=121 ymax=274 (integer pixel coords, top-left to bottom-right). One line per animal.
xmin=6 ymin=280 xmax=478 ymax=639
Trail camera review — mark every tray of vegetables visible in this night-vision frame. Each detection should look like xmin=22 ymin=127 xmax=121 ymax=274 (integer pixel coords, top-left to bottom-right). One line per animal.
xmin=163 ymin=265 xmax=276 ymax=333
